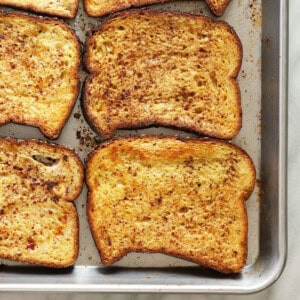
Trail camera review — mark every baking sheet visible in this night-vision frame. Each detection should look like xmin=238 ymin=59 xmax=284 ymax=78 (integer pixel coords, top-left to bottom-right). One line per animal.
xmin=0 ymin=0 xmax=261 ymax=270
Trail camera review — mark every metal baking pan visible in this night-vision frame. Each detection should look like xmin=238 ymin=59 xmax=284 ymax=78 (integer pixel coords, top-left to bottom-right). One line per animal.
xmin=0 ymin=0 xmax=287 ymax=293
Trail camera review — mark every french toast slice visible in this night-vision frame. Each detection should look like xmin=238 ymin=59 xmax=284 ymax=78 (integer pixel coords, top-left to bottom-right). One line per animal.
xmin=84 ymin=11 xmax=242 ymax=140
xmin=0 ymin=0 xmax=79 ymax=18
xmin=0 ymin=12 xmax=80 ymax=139
xmin=207 ymin=0 xmax=232 ymax=16
xmin=86 ymin=137 xmax=256 ymax=273
xmin=0 ymin=138 xmax=83 ymax=267
xmin=84 ymin=0 xmax=232 ymax=17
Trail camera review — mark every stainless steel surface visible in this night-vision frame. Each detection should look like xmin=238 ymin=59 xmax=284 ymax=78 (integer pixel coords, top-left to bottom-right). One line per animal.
xmin=0 ymin=0 xmax=287 ymax=293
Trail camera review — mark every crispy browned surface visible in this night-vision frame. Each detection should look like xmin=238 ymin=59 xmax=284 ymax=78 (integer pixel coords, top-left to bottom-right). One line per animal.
xmin=0 ymin=0 xmax=79 ymax=18
xmin=84 ymin=0 xmax=232 ymax=17
xmin=86 ymin=137 xmax=256 ymax=273
xmin=0 ymin=12 xmax=80 ymax=139
xmin=207 ymin=0 xmax=232 ymax=16
xmin=84 ymin=11 xmax=242 ymax=140
xmin=0 ymin=138 xmax=84 ymax=267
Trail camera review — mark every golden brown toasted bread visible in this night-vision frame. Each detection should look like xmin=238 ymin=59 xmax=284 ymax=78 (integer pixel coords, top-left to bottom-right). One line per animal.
xmin=84 ymin=10 xmax=242 ymax=140
xmin=84 ymin=0 xmax=232 ymax=17
xmin=207 ymin=0 xmax=232 ymax=16
xmin=0 ymin=0 xmax=79 ymax=18
xmin=86 ymin=137 xmax=256 ymax=273
xmin=0 ymin=138 xmax=83 ymax=267
xmin=0 ymin=12 xmax=80 ymax=139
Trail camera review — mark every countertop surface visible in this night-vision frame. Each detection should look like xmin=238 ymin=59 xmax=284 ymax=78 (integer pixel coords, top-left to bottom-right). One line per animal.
xmin=0 ymin=0 xmax=297 ymax=298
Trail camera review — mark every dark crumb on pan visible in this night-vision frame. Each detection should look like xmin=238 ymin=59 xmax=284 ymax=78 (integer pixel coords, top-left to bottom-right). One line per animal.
xmin=76 ymin=126 xmax=102 ymax=152
xmin=248 ymin=0 xmax=261 ymax=27
xmin=241 ymin=70 xmax=247 ymax=79
xmin=263 ymin=38 xmax=272 ymax=49
xmin=256 ymin=179 xmax=262 ymax=205
xmin=73 ymin=112 xmax=81 ymax=119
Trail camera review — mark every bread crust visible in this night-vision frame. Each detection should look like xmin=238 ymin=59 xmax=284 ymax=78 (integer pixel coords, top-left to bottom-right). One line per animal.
xmin=86 ymin=136 xmax=256 ymax=273
xmin=84 ymin=0 xmax=232 ymax=17
xmin=206 ymin=0 xmax=232 ymax=16
xmin=83 ymin=10 xmax=243 ymax=140
xmin=0 ymin=1 xmax=80 ymax=18
xmin=0 ymin=11 xmax=81 ymax=139
xmin=0 ymin=138 xmax=84 ymax=267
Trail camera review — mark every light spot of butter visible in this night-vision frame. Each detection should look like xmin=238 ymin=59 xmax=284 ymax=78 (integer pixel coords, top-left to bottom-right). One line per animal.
xmin=117 ymin=183 xmax=124 ymax=189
